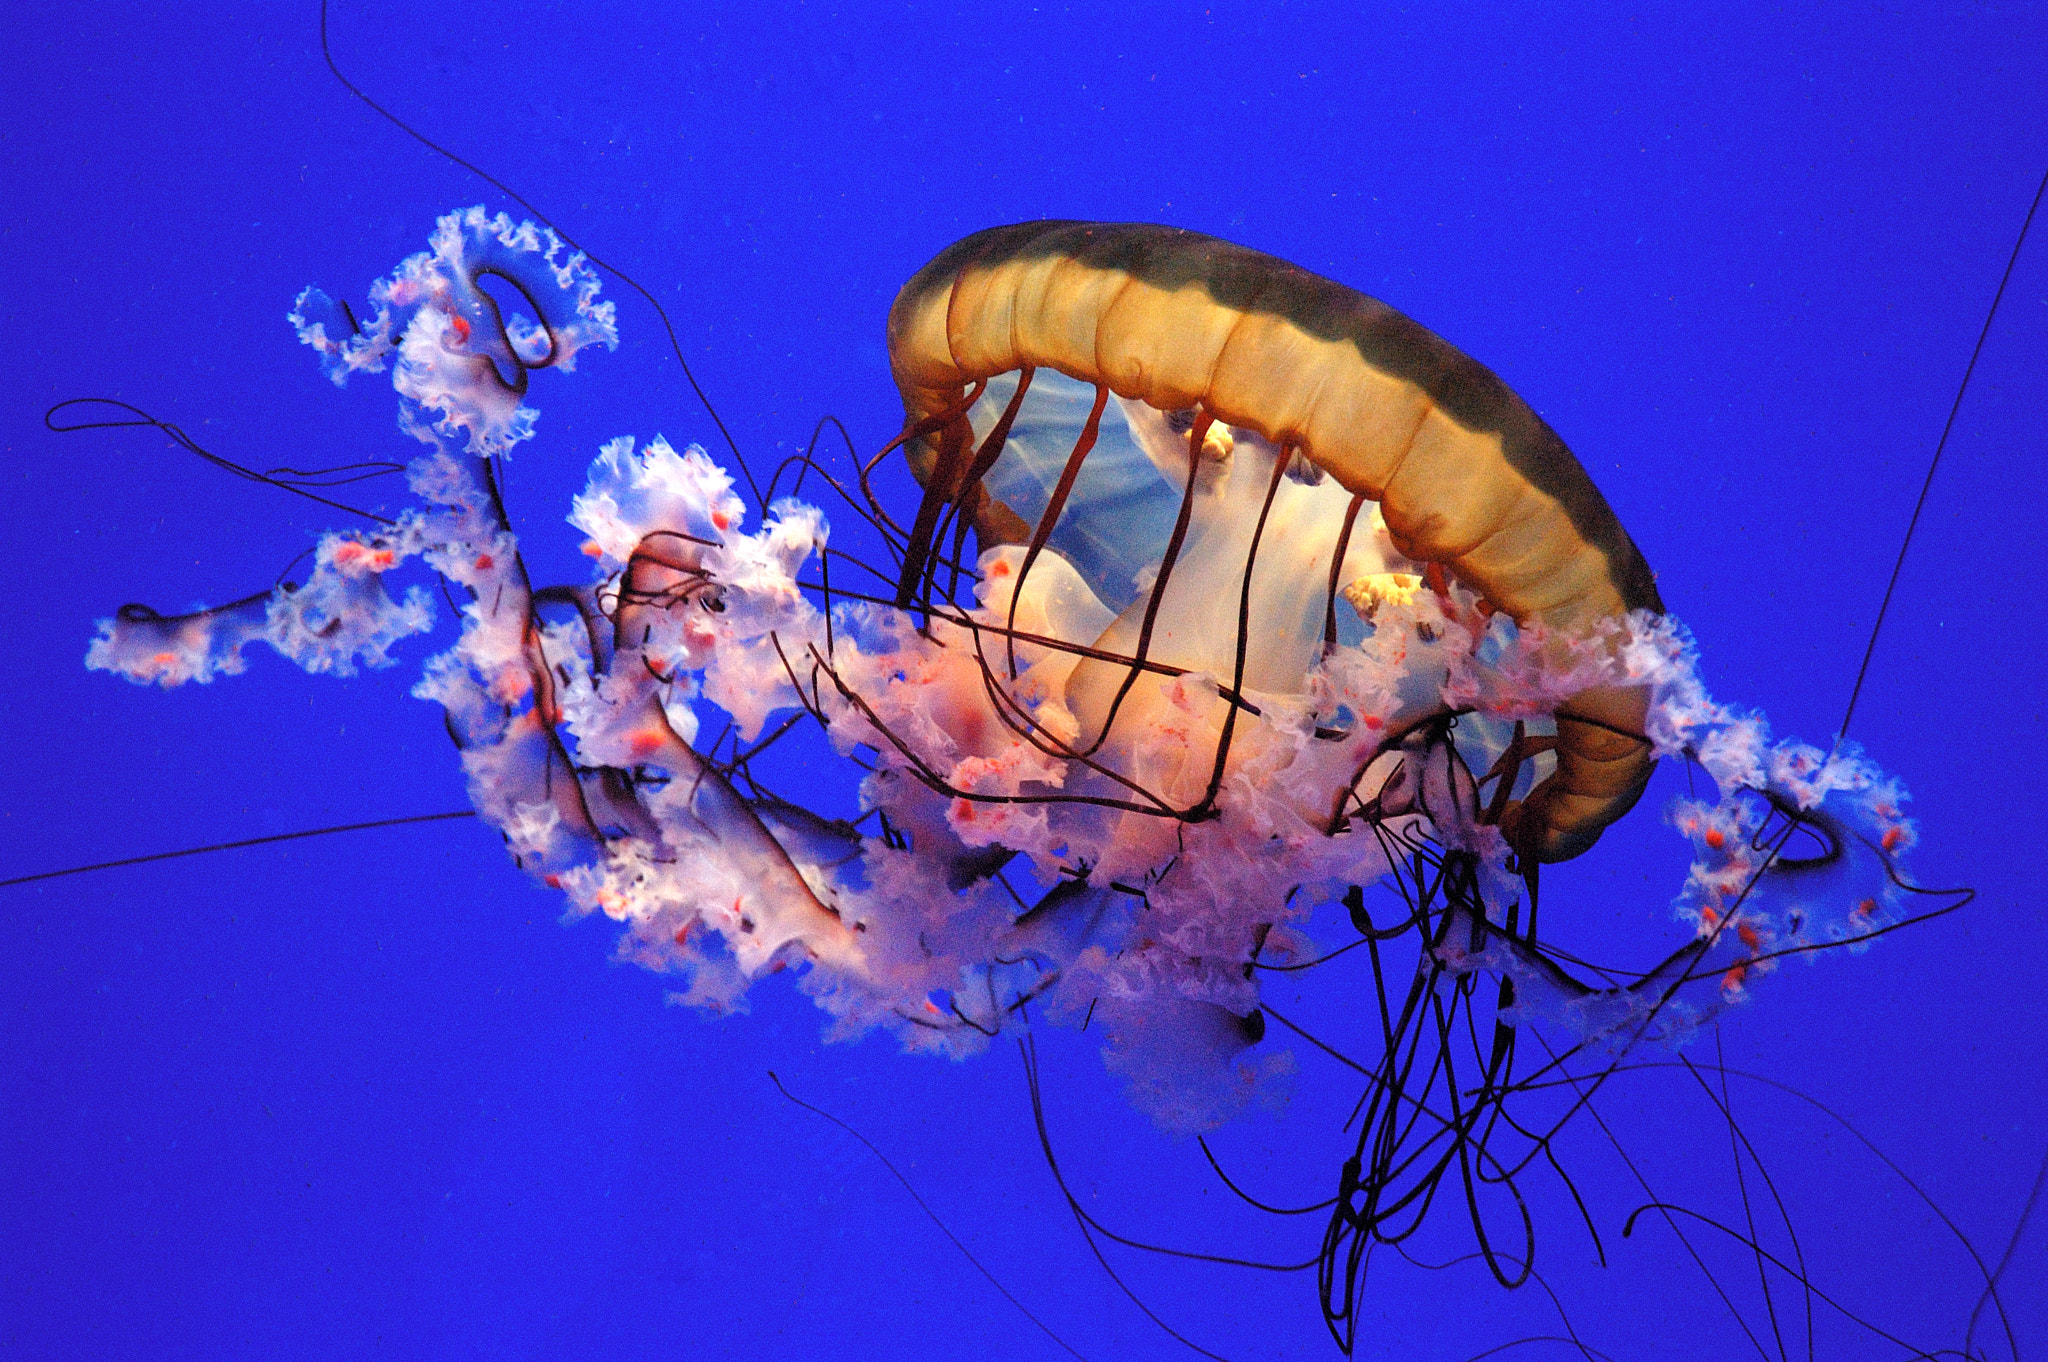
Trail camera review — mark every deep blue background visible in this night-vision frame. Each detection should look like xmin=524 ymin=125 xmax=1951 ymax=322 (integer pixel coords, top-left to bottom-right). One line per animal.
xmin=5 ymin=3 xmax=2046 ymax=1358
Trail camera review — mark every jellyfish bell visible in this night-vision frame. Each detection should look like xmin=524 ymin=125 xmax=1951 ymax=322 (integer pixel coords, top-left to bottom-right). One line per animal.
xmin=884 ymin=221 xmax=1665 ymax=869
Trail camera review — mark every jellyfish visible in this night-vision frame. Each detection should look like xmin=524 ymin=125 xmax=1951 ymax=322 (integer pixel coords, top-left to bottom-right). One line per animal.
xmin=72 ymin=208 xmax=1955 ymax=1352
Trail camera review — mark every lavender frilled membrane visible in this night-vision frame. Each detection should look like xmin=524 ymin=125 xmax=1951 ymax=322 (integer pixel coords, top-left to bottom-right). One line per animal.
xmin=88 ymin=210 xmax=1920 ymax=1133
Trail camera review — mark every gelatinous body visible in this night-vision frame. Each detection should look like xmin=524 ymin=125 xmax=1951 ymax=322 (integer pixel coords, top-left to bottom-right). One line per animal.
xmin=87 ymin=211 xmax=1924 ymax=1153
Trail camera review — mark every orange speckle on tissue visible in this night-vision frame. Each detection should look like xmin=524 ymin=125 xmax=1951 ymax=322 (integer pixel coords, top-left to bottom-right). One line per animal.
xmin=627 ymin=729 xmax=667 ymax=758
xmin=1703 ymin=827 xmax=1726 ymax=850
xmin=152 ymin=651 xmax=178 ymax=667
xmin=673 ymin=923 xmax=693 ymax=947
xmin=1736 ymin=922 xmax=1761 ymax=950
xmin=488 ymin=670 xmax=533 ymax=704
xmin=989 ymin=558 xmax=1012 ymax=577
xmin=581 ymin=540 xmax=604 ymax=558
xmin=448 ymin=314 xmax=471 ymax=344
xmin=474 ymin=554 xmax=494 ymax=571
xmin=332 ymin=541 xmax=396 ymax=572
xmin=711 ymin=509 xmax=732 ymax=531
xmin=1882 ymin=826 xmax=1907 ymax=852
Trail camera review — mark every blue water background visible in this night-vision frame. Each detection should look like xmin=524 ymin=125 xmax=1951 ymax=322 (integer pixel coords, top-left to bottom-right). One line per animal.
xmin=5 ymin=3 xmax=2046 ymax=1358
